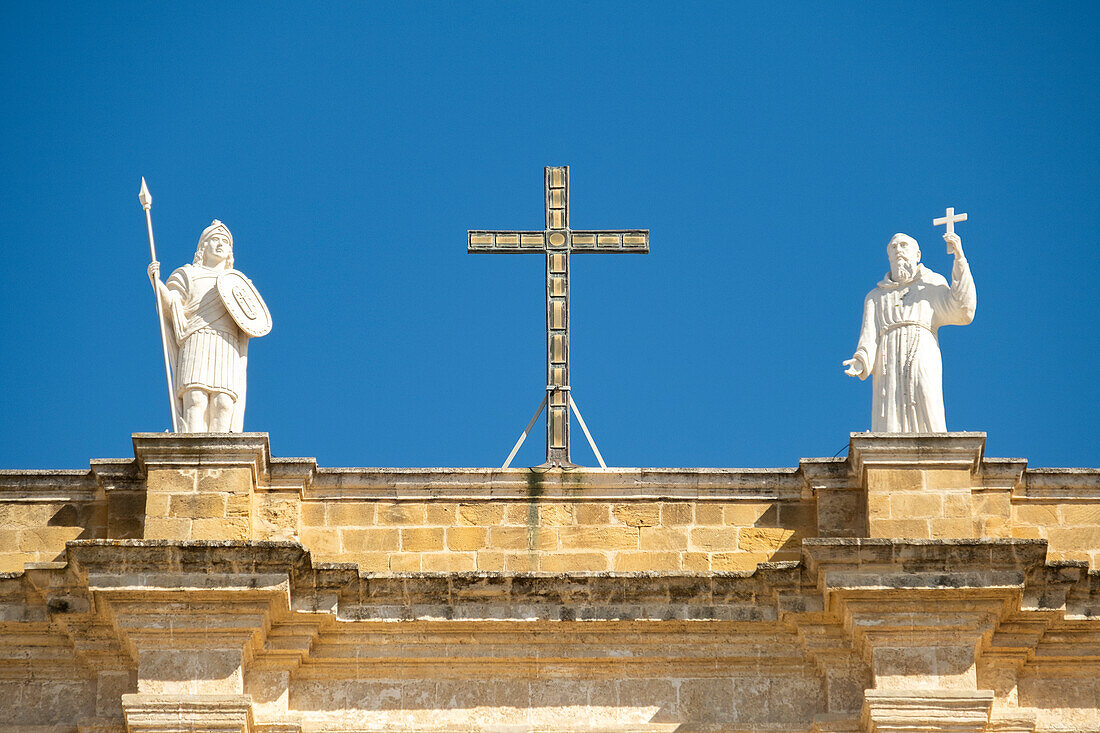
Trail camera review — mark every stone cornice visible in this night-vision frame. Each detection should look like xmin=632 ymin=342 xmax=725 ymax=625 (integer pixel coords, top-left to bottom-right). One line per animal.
xmin=848 ymin=431 xmax=986 ymax=476
xmin=132 ymin=432 xmax=272 ymax=483
xmin=1 ymin=433 xmax=1095 ymax=503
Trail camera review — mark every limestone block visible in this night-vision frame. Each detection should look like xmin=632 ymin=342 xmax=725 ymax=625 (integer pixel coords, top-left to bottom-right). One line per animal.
xmin=420 ymin=551 xmax=476 ymax=571
xmin=192 ymin=517 xmax=250 ymax=540
xmin=489 ymin=526 xmax=557 ymax=551
xmin=400 ymin=527 xmax=445 ymax=551
xmin=107 ymin=491 xmax=147 ymax=539
xmin=446 ymin=526 xmax=488 ymax=551
xmin=639 ymin=526 xmax=690 ymax=551
xmin=143 ymin=516 xmax=191 ymax=541
xmin=327 ymin=502 xmax=375 ymax=526
xmin=539 ymin=552 xmax=609 ymax=572
xmin=299 ymin=502 xmax=325 ymax=526
xmin=613 ymin=551 xmax=680 ymax=571
xmin=244 ymin=670 xmax=288 ymax=722
xmin=377 ymin=502 xmax=428 ymax=525
xmin=694 ymin=503 xmax=724 ymax=525
xmin=557 ymin=526 xmax=637 ymax=551
xmin=661 ymin=502 xmax=693 ymax=525
xmin=95 ymin=670 xmax=137 ymax=719
xmin=711 ymin=551 xmax=770 ymax=571
xmin=725 ymin=502 xmax=778 ymax=526
xmin=298 ymin=527 xmax=339 ymax=556
xmin=612 ymin=503 xmax=659 ymax=527
xmin=815 ymin=489 xmax=865 ymax=538
xmin=388 ymin=552 xmax=421 ymax=572
xmin=340 ymin=528 xmax=398 ymax=552
xmin=502 ymin=503 xmax=531 ymax=524
xmin=682 ymin=551 xmax=710 ymax=571
xmin=197 ymin=468 xmax=253 ymax=495
xmin=137 ymin=648 xmax=244 ymax=695
xmin=457 ymin=503 xmax=505 ymax=526
xmin=426 ymin=503 xmax=457 ymax=525
xmin=738 ymin=527 xmax=798 ymax=552
xmin=537 ymin=502 xmax=575 ymax=526
xmin=169 ymin=493 xmax=227 ymax=518
xmin=689 ymin=527 xmax=737 ymax=551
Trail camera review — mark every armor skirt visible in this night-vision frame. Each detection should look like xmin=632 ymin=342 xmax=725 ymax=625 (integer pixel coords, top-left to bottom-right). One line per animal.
xmin=175 ymin=327 xmax=243 ymax=399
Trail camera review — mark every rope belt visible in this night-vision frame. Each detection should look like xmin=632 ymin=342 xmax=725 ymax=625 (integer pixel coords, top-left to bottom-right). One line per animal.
xmin=878 ymin=320 xmax=934 ymax=408
xmin=880 ymin=320 xmax=934 ymax=338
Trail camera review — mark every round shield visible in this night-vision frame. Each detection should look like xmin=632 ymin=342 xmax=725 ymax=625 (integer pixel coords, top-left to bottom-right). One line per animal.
xmin=216 ymin=270 xmax=272 ymax=337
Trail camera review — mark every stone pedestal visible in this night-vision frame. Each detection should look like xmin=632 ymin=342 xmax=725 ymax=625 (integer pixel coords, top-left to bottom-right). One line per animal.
xmin=133 ymin=433 xmax=270 ymax=541
xmin=850 ymin=433 xmax=985 ymax=539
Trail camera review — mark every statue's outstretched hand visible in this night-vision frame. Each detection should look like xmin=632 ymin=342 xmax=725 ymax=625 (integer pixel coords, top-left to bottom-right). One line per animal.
xmin=843 ymin=356 xmax=864 ymax=378
xmin=148 ymin=261 xmax=160 ymax=284
xmin=944 ymin=233 xmax=964 ymax=259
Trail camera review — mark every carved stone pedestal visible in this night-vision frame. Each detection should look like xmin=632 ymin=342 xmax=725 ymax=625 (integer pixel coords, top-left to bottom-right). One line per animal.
xmin=850 ymin=432 xmax=985 ymax=539
xmin=133 ymin=433 xmax=269 ymax=541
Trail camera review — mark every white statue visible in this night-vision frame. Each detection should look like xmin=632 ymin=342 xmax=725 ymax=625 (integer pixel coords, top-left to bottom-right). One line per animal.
xmin=147 ymin=220 xmax=271 ymax=432
xmin=843 ymin=231 xmax=976 ymax=432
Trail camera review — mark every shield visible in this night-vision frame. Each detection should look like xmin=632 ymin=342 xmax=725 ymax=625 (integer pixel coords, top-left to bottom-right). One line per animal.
xmin=216 ymin=270 xmax=272 ymax=337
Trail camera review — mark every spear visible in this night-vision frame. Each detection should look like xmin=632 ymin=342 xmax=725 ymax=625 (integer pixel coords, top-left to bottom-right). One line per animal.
xmin=139 ymin=178 xmax=180 ymax=431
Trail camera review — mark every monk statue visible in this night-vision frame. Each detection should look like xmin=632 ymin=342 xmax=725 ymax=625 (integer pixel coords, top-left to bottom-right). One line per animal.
xmin=147 ymin=220 xmax=271 ymax=432
xmin=843 ymin=231 xmax=976 ymax=432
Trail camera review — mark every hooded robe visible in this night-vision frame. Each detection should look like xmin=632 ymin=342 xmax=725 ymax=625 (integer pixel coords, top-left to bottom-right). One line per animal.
xmin=850 ymin=257 xmax=976 ymax=432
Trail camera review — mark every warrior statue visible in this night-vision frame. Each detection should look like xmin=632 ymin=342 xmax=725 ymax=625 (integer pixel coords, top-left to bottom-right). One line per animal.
xmin=843 ymin=231 xmax=976 ymax=432
xmin=147 ymin=220 xmax=271 ymax=432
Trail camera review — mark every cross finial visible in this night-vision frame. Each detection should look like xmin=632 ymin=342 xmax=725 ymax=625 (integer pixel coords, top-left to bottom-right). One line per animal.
xmin=933 ymin=206 xmax=968 ymax=236
xmin=468 ymin=166 xmax=649 ymax=468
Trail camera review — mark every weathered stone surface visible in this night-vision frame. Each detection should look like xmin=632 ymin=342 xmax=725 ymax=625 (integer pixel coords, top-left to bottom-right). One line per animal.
xmin=0 ymin=433 xmax=1098 ymax=730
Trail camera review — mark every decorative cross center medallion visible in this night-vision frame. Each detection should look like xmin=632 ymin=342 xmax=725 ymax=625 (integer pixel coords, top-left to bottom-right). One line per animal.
xmin=469 ymin=166 xmax=649 ymax=467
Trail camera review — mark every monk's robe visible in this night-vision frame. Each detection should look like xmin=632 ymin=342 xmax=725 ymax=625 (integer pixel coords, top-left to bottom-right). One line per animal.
xmin=850 ymin=258 xmax=976 ymax=432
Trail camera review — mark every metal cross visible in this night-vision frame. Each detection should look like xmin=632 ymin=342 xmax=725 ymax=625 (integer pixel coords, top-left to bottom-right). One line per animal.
xmin=933 ymin=207 xmax=968 ymax=236
xmin=469 ymin=166 xmax=649 ymax=467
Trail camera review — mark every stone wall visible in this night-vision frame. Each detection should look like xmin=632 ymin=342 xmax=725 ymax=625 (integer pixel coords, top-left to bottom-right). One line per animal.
xmin=3 ymin=434 xmax=1098 ymax=573
xmin=0 ymin=433 xmax=1098 ymax=732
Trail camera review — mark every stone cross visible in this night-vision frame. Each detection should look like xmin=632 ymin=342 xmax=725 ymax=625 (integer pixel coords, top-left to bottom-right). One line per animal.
xmin=933 ymin=206 xmax=968 ymax=236
xmin=469 ymin=166 xmax=649 ymax=467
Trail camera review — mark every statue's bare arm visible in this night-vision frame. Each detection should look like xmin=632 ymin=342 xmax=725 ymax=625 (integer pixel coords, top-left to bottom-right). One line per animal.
xmin=147 ymin=261 xmax=179 ymax=310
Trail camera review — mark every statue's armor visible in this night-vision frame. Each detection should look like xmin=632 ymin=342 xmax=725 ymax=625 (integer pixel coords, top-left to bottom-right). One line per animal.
xmin=166 ymin=265 xmax=244 ymax=399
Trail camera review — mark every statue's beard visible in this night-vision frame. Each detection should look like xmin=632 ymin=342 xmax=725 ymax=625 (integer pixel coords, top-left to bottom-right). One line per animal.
xmin=891 ymin=258 xmax=916 ymax=283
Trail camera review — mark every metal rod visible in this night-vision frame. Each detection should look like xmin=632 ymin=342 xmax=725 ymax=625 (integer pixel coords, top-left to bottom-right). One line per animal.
xmin=568 ymin=394 xmax=606 ymax=469
xmin=139 ymin=178 xmax=180 ymax=432
xmin=502 ymin=395 xmax=547 ymax=469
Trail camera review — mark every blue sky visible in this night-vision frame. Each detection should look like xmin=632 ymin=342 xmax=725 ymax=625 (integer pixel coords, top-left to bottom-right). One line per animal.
xmin=0 ymin=3 xmax=1096 ymax=469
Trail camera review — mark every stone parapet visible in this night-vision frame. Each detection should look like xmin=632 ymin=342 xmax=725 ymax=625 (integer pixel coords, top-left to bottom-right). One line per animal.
xmin=1 ymin=434 xmax=1099 ymax=729
xmin=2 ymin=432 xmax=1099 ymax=572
